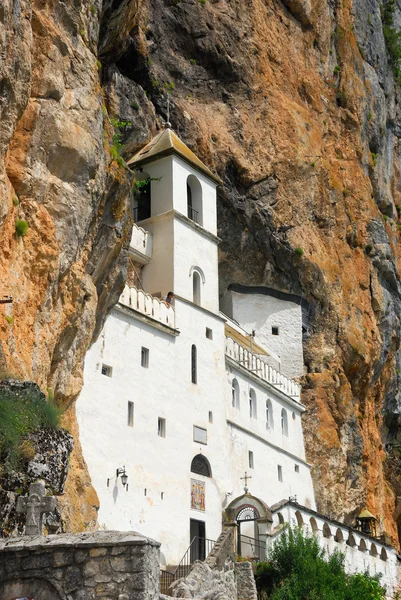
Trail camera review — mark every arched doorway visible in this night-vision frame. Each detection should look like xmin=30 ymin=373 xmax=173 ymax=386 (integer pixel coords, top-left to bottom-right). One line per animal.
xmin=236 ymin=505 xmax=261 ymax=559
xmin=1 ymin=578 xmax=63 ymax=600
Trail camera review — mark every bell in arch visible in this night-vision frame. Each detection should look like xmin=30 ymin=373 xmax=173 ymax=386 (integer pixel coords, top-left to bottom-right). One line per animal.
xmin=356 ymin=508 xmax=377 ymax=537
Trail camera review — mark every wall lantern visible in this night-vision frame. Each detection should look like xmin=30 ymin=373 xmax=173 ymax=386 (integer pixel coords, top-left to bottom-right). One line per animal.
xmin=107 ymin=466 xmax=129 ymax=490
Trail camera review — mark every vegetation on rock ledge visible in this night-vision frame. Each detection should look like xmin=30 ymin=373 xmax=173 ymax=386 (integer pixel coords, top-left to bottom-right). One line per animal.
xmin=0 ymin=382 xmax=61 ymax=471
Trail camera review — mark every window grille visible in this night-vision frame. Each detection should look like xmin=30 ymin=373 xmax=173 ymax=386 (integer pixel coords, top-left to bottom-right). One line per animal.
xmin=191 ymin=454 xmax=212 ymax=477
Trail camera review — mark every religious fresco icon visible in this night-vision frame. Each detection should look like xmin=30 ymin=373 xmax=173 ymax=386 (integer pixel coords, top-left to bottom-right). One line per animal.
xmin=191 ymin=479 xmax=205 ymax=511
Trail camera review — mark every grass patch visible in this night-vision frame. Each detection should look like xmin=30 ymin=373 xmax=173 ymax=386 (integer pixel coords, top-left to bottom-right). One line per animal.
xmin=0 ymin=384 xmax=61 ymax=470
xmin=5 ymin=316 xmax=12 ymax=325
xmin=12 ymin=197 xmax=19 ymax=207
xmin=15 ymin=219 xmax=28 ymax=237
xmin=333 ymin=64 xmax=341 ymax=74
xmin=131 ymin=101 xmax=139 ymax=110
xmin=189 ymin=58 xmax=197 ymax=65
xmin=295 ymin=247 xmax=304 ymax=257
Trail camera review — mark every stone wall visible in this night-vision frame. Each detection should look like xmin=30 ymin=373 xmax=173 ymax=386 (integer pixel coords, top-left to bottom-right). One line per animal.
xmin=166 ymin=560 xmax=236 ymax=599
xmin=205 ymin=526 xmax=236 ymax=570
xmin=235 ymin=562 xmax=258 ymax=600
xmin=0 ymin=530 xmax=160 ymax=600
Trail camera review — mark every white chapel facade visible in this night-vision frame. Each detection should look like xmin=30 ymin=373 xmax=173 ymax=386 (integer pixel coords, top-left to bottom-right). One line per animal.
xmin=76 ymin=128 xmax=399 ymax=592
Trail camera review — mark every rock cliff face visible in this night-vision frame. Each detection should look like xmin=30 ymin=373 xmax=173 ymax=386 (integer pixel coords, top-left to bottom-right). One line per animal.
xmin=2 ymin=0 xmax=401 ymax=544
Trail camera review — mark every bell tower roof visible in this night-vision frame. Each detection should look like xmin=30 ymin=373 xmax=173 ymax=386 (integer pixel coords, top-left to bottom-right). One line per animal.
xmin=127 ymin=128 xmax=222 ymax=185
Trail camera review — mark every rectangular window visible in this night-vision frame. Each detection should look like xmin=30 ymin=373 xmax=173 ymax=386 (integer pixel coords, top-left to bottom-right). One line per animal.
xmin=101 ymin=364 xmax=112 ymax=377
xmin=278 ymin=465 xmax=283 ymax=482
xmin=127 ymin=401 xmax=134 ymax=427
xmin=206 ymin=328 xmax=213 ymax=340
xmin=208 ymin=411 xmax=213 ymax=423
xmin=158 ymin=417 xmax=166 ymax=437
xmin=272 ymin=326 xmax=279 ymax=336
xmin=141 ymin=347 xmax=149 ymax=368
xmin=249 ymin=451 xmax=254 ymax=469
xmin=295 ymin=464 xmax=300 ymax=473
xmin=193 ymin=426 xmax=207 ymax=445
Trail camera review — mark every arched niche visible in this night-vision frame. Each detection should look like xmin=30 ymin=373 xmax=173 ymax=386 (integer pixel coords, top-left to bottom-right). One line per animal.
xmin=346 ymin=532 xmax=356 ymax=547
xmin=1 ymin=578 xmax=63 ymax=600
xmin=187 ymin=174 xmax=203 ymax=225
xmin=370 ymin=543 xmax=378 ymax=557
xmin=310 ymin=517 xmax=318 ymax=534
xmin=191 ymin=454 xmax=212 ymax=477
xmin=322 ymin=523 xmax=331 ymax=538
xmin=380 ymin=547 xmax=388 ymax=561
xmin=335 ymin=528 xmax=344 ymax=543
xmin=249 ymin=388 xmax=257 ymax=419
xmin=295 ymin=511 xmax=304 ymax=527
xmin=359 ymin=538 xmax=368 ymax=553
xmin=189 ymin=266 xmax=205 ymax=307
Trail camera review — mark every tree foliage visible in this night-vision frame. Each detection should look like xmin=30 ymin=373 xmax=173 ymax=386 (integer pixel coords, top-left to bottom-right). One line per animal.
xmin=381 ymin=0 xmax=401 ymax=83
xmin=255 ymin=527 xmax=386 ymax=600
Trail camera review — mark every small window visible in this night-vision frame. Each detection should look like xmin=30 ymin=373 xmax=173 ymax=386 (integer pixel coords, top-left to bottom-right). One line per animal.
xmin=209 ymin=411 xmax=213 ymax=423
xmin=144 ymin=488 xmax=147 ymax=496
xmin=281 ymin=408 xmax=288 ymax=436
xmin=266 ymin=399 xmax=273 ymax=429
xmin=127 ymin=402 xmax=134 ymax=427
xmin=292 ymin=412 xmax=296 ymax=420
xmin=295 ymin=464 xmax=299 ymax=473
xmin=101 ymin=364 xmax=112 ymax=377
xmin=158 ymin=417 xmax=166 ymax=437
xmin=206 ymin=328 xmax=213 ymax=340
xmin=161 ymin=492 xmax=164 ymax=500
xmin=232 ymin=378 xmax=240 ymax=408
xmin=249 ymin=389 xmax=257 ymax=419
xmin=191 ymin=344 xmax=197 ymax=384
xmin=193 ymin=426 xmax=207 ymax=444
xmin=141 ymin=347 xmax=149 ymax=368
xmin=193 ymin=272 xmax=201 ymax=306
xmin=249 ymin=451 xmax=254 ymax=469
xmin=272 ymin=326 xmax=279 ymax=336
xmin=278 ymin=465 xmax=283 ymax=482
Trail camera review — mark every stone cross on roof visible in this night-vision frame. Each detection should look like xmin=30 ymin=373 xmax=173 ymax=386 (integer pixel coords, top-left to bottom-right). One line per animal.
xmin=16 ymin=480 xmax=56 ymax=535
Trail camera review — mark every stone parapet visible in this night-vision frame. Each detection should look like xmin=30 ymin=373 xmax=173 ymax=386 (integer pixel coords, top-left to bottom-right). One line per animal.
xmin=235 ymin=562 xmax=258 ymax=600
xmin=0 ymin=530 xmax=160 ymax=600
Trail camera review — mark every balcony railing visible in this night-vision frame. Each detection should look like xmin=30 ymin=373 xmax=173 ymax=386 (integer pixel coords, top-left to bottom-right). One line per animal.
xmin=225 ymin=337 xmax=301 ymax=399
xmin=119 ymin=285 xmax=175 ymax=329
xmin=129 ymin=223 xmax=152 ymax=263
xmin=187 ymin=205 xmax=199 ymax=223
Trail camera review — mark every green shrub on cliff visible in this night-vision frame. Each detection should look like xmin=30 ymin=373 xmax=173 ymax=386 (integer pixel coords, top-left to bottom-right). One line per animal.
xmin=381 ymin=0 xmax=401 ymax=83
xmin=0 ymin=383 xmax=61 ymax=471
xmin=255 ymin=527 xmax=386 ymax=600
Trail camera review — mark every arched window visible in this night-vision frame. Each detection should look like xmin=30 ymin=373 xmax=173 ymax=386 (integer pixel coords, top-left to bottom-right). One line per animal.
xmin=187 ymin=175 xmax=202 ymax=225
xmin=133 ymin=173 xmax=151 ymax=222
xmin=277 ymin=512 xmax=285 ymax=525
xmin=380 ymin=547 xmax=387 ymax=561
xmin=323 ymin=523 xmax=331 ymax=538
xmin=249 ymin=389 xmax=257 ymax=419
xmin=191 ymin=454 xmax=212 ymax=477
xmin=232 ymin=379 xmax=240 ymax=408
xmin=346 ymin=532 xmax=356 ymax=547
xmin=281 ymin=409 xmax=288 ymax=436
xmin=370 ymin=543 xmax=378 ymax=557
xmin=359 ymin=539 xmax=367 ymax=553
xmin=193 ymin=271 xmax=201 ymax=306
xmin=266 ymin=399 xmax=273 ymax=429
xmin=191 ymin=345 xmax=197 ymax=384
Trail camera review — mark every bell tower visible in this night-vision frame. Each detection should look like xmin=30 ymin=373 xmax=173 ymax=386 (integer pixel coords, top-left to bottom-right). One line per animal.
xmin=127 ymin=128 xmax=222 ymax=314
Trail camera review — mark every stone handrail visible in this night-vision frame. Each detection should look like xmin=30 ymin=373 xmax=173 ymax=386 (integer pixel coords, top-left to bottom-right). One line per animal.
xmin=225 ymin=337 xmax=301 ymax=399
xmin=119 ymin=285 xmax=175 ymax=328
xmin=130 ymin=222 xmax=152 ymax=259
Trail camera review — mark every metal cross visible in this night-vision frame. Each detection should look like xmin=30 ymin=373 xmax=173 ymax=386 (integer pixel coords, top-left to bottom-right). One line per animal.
xmin=16 ymin=480 xmax=56 ymax=535
xmin=240 ymin=471 xmax=252 ymax=494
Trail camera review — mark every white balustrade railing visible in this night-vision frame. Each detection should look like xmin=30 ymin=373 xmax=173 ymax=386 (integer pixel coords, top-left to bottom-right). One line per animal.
xmin=225 ymin=337 xmax=301 ymax=399
xmin=119 ymin=285 xmax=175 ymax=328
xmin=129 ymin=223 xmax=152 ymax=260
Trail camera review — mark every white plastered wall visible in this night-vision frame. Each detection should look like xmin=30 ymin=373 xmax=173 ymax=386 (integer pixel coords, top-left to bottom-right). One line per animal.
xmin=221 ymin=290 xmax=304 ymax=379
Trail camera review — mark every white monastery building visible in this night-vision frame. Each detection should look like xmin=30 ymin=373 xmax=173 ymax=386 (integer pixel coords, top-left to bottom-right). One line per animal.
xmin=76 ymin=128 xmax=400 ymax=594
